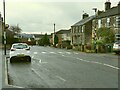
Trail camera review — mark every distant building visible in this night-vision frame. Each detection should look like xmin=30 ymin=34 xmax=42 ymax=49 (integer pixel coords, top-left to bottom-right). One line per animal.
xmin=51 ymin=29 xmax=71 ymax=48
xmin=33 ymin=34 xmax=51 ymax=45
xmin=32 ymin=34 xmax=44 ymax=45
xmin=71 ymin=13 xmax=95 ymax=51
xmin=17 ymin=33 xmax=35 ymax=45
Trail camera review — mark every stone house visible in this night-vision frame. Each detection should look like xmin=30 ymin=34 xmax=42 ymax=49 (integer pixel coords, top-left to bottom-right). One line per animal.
xmin=55 ymin=29 xmax=71 ymax=48
xmin=92 ymin=1 xmax=120 ymax=43
xmin=71 ymin=13 xmax=95 ymax=51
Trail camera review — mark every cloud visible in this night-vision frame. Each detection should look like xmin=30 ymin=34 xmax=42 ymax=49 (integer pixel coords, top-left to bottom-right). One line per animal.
xmin=0 ymin=0 xmax=119 ymax=34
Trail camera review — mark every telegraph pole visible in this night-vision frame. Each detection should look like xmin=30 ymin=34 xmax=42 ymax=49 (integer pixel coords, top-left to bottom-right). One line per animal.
xmin=53 ymin=23 xmax=55 ymax=46
xmin=3 ymin=0 xmax=6 ymax=55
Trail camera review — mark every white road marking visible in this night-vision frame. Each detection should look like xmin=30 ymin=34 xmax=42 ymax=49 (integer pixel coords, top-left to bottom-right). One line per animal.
xmin=31 ymin=68 xmax=41 ymax=77
xmin=56 ymin=76 xmax=66 ymax=82
xmin=103 ymin=63 xmax=119 ymax=70
xmin=41 ymin=52 xmax=46 ymax=54
xmin=39 ymin=59 xmax=42 ymax=63
xmin=76 ymin=58 xmax=84 ymax=61
xmin=90 ymin=61 xmax=102 ymax=65
xmin=50 ymin=52 xmax=56 ymax=54
xmin=76 ymin=57 xmax=119 ymax=70
xmin=62 ymin=55 xmax=65 ymax=56
xmin=58 ymin=52 xmax=62 ymax=54
xmin=32 ymin=56 xmax=34 ymax=58
xmin=33 ymin=52 xmax=38 ymax=54
xmin=66 ymin=52 xmax=71 ymax=54
xmin=74 ymin=52 xmax=79 ymax=54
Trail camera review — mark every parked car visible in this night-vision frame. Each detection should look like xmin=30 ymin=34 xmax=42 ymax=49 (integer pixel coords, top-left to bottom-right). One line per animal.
xmin=113 ymin=41 xmax=120 ymax=54
xmin=10 ymin=43 xmax=31 ymax=63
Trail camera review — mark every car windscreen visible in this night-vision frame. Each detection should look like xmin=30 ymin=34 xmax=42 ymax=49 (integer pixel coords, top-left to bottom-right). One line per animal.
xmin=115 ymin=41 xmax=120 ymax=44
xmin=13 ymin=44 xmax=28 ymax=49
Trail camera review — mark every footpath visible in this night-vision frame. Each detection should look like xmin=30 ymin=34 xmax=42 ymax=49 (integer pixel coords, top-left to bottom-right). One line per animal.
xmin=0 ymin=50 xmax=2 ymax=90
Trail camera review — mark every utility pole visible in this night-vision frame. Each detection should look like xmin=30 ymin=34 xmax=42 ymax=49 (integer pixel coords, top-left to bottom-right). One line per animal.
xmin=53 ymin=23 xmax=55 ymax=46
xmin=3 ymin=0 xmax=6 ymax=55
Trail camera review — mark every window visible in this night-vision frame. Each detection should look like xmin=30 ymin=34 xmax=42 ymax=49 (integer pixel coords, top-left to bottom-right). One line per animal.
xmin=98 ymin=19 xmax=101 ymax=28
xmin=115 ymin=15 xmax=120 ymax=27
xmin=107 ymin=17 xmax=110 ymax=27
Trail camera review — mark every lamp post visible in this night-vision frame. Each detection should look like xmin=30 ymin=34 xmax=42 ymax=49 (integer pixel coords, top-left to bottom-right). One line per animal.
xmin=53 ymin=23 xmax=55 ymax=46
xmin=3 ymin=0 xmax=7 ymax=55
xmin=3 ymin=0 xmax=9 ymax=55
xmin=92 ymin=8 xmax=97 ymax=53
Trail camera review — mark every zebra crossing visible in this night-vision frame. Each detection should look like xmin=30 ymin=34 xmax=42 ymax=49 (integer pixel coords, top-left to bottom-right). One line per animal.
xmin=32 ymin=51 xmax=79 ymax=55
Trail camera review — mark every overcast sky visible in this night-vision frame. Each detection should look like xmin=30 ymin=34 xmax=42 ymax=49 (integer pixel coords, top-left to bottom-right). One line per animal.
xmin=0 ymin=0 xmax=119 ymax=34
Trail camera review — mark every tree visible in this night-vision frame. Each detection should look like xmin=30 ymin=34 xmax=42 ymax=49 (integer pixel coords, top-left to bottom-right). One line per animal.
xmin=9 ymin=24 xmax=22 ymax=34
xmin=54 ymin=34 xmax=58 ymax=46
xmin=38 ymin=33 xmax=50 ymax=46
xmin=96 ymin=27 xmax=115 ymax=45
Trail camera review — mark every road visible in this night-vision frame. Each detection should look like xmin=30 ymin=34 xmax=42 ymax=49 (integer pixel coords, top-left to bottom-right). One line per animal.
xmin=7 ymin=46 xmax=119 ymax=88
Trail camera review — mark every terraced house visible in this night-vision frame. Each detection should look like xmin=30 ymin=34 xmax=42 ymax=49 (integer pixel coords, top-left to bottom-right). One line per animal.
xmin=71 ymin=13 xmax=95 ymax=51
xmin=92 ymin=1 xmax=120 ymax=52
xmin=93 ymin=1 xmax=120 ymax=41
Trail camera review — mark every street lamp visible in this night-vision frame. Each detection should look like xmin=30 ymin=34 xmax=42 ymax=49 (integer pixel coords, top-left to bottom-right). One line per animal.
xmin=3 ymin=0 xmax=9 ymax=55
xmin=92 ymin=8 xmax=97 ymax=53
xmin=53 ymin=23 xmax=55 ymax=46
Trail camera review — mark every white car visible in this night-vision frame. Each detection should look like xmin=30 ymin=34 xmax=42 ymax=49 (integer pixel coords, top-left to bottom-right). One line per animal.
xmin=113 ymin=41 xmax=120 ymax=54
xmin=10 ymin=43 xmax=31 ymax=63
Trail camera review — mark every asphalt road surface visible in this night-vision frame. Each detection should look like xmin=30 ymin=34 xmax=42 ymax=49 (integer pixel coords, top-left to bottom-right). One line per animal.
xmin=7 ymin=46 xmax=119 ymax=88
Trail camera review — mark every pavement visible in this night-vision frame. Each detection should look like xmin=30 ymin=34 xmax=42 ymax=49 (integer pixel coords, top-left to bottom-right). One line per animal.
xmin=0 ymin=49 xmax=2 ymax=90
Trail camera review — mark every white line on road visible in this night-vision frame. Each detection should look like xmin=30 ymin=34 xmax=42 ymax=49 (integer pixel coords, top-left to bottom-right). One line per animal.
xmin=33 ymin=52 xmax=38 ymax=54
xmin=31 ymin=68 xmax=41 ymax=77
xmin=66 ymin=52 xmax=71 ymax=54
xmin=39 ymin=59 xmax=42 ymax=63
xmin=49 ymin=52 xmax=56 ymax=54
xmin=90 ymin=61 xmax=102 ymax=65
xmin=41 ymin=52 xmax=46 ymax=54
xmin=62 ymin=55 xmax=65 ymax=56
xmin=76 ymin=58 xmax=119 ymax=70
xmin=103 ymin=63 xmax=119 ymax=70
xmin=56 ymin=76 xmax=66 ymax=82
xmin=58 ymin=52 xmax=62 ymax=54
xmin=74 ymin=52 xmax=79 ymax=54
xmin=32 ymin=56 xmax=34 ymax=58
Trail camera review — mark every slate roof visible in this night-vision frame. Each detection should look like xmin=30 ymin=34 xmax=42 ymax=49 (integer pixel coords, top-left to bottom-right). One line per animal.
xmin=56 ymin=29 xmax=71 ymax=34
xmin=97 ymin=4 xmax=120 ymax=18
xmin=71 ymin=15 xmax=95 ymax=27
xmin=18 ymin=33 xmax=35 ymax=38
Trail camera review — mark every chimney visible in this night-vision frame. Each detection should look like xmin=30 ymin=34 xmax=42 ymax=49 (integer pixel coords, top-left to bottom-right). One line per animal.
xmin=105 ymin=0 xmax=111 ymax=11
xmin=118 ymin=1 xmax=120 ymax=6
xmin=82 ymin=13 xmax=89 ymax=19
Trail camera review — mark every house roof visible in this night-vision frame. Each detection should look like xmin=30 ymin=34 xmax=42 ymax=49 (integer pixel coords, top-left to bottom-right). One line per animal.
xmin=56 ymin=29 xmax=71 ymax=34
xmin=32 ymin=34 xmax=51 ymax=38
xmin=18 ymin=33 xmax=35 ymax=38
xmin=32 ymin=34 xmax=44 ymax=38
xmin=97 ymin=4 xmax=120 ymax=18
xmin=71 ymin=15 xmax=95 ymax=27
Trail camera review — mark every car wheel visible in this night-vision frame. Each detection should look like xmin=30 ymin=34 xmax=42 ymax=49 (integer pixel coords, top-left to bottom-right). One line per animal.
xmin=10 ymin=58 xmax=14 ymax=63
xmin=26 ymin=56 xmax=31 ymax=62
